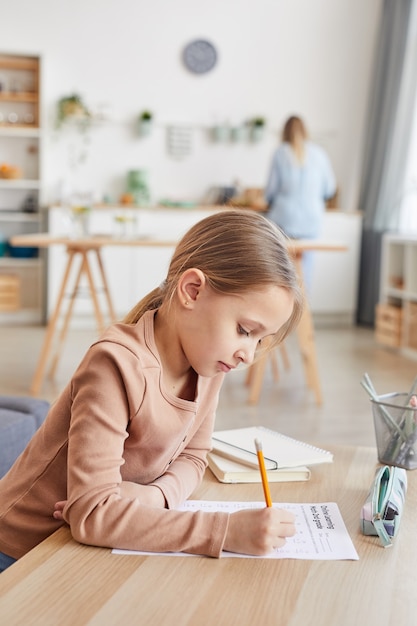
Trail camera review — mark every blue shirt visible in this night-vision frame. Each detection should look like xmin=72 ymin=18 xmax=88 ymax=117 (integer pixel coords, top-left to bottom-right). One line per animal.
xmin=265 ymin=142 xmax=336 ymax=239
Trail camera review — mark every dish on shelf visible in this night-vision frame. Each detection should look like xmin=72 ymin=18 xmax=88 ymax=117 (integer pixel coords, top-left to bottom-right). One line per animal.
xmin=0 ymin=163 xmax=22 ymax=179
xmin=389 ymin=275 xmax=404 ymax=289
xmin=8 ymin=244 xmax=38 ymax=258
xmin=0 ymin=239 xmax=7 ymax=257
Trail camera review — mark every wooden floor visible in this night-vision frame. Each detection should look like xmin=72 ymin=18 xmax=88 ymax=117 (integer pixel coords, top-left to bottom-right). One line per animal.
xmin=0 ymin=322 xmax=415 ymax=447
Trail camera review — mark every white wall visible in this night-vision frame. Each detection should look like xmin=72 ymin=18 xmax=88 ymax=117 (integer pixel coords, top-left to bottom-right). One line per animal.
xmin=1 ymin=0 xmax=381 ymax=211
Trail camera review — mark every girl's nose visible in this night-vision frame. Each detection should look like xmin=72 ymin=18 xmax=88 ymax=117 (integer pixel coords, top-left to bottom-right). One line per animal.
xmin=235 ymin=345 xmax=257 ymax=366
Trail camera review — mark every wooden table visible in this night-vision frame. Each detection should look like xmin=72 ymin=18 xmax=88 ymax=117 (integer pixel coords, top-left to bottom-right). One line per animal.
xmin=0 ymin=445 xmax=415 ymax=625
xmin=10 ymin=233 xmax=345 ymax=400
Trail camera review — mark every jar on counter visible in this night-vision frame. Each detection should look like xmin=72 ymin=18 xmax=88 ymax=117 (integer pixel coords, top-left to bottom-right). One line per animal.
xmin=127 ymin=169 xmax=150 ymax=206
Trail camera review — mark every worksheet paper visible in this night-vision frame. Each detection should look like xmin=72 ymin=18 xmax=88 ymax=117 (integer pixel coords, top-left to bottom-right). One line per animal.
xmin=112 ymin=501 xmax=359 ymax=561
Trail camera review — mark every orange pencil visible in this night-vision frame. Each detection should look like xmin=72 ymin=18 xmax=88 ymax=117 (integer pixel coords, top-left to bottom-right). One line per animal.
xmin=255 ymin=438 xmax=273 ymax=507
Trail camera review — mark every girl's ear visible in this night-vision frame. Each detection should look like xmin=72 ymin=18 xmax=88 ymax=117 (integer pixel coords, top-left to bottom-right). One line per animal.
xmin=177 ymin=268 xmax=206 ymax=307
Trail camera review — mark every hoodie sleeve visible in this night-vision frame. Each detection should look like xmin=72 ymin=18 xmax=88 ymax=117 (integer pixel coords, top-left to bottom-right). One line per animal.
xmin=63 ymin=343 xmax=229 ymax=557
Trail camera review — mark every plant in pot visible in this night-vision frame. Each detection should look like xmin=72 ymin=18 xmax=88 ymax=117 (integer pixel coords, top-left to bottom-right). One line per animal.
xmin=211 ymin=122 xmax=231 ymax=143
xmin=56 ymin=94 xmax=91 ymax=129
xmin=250 ymin=116 xmax=266 ymax=142
xmin=231 ymin=122 xmax=250 ymax=143
xmin=138 ymin=110 xmax=153 ymax=137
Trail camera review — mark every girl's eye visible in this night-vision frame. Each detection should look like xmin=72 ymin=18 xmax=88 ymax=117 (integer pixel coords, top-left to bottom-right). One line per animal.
xmin=238 ymin=324 xmax=250 ymax=337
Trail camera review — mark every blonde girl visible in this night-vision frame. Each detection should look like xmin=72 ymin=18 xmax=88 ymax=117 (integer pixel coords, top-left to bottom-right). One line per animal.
xmin=0 ymin=210 xmax=302 ymax=571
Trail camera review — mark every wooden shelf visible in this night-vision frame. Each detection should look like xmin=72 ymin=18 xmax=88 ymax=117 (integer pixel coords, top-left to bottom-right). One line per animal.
xmin=0 ymin=125 xmax=40 ymax=136
xmin=0 ymin=257 xmax=41 ymax=268
xmin=0 ymin=211 xmax=41 ymax=222
xmin=0 ymin=54 xmax=39 ymax=71
xmin=0 ymin=179 xmax=41 ymax=190
xmin=0 ymin=52 xmax=43 ymax=321
xmin=0 ymin=92 xmax=38 ymax=103
xmin=377 ymin=233 xmax=417 ymax=358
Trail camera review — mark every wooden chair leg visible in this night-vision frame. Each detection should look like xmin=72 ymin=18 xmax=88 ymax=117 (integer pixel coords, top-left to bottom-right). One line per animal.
xmin=293 ymin=254 xmax=323 ymax=406
xmin=95 ymin=248 xmax=117 ymax=322
xmin=296 ymin=307 xmax=323 ymax=405
xmin=269 ymin=349 xmax=279 ymax=382
xmin=245 ymin=363 xmax=254 ymax=387
xmin=82 ymin=251 xmax=106 ymax=333
xmin=48 ymin=255 xmax=84 ymax=380
xmin=279 ymin=343 xmax=290 ymax=370
xmin=246 ymin=340 xmax=291 ymax=404
xmin=30 ymin=251 xmax=76 ymax=395
xmin=247 ymin=352 xmax=269 ymax=405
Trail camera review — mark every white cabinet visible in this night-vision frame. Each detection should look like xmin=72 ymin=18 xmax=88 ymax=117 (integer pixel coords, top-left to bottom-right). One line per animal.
xmin=377 ymin=233 xmax=417 ymax=358
xmin=0 ymin=54 xmax=44 ymax=323
xmin=309 ymin=211 xmax=362 ymax=325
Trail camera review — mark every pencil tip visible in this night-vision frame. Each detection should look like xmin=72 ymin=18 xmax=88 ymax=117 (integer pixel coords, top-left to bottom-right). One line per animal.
xmin=254 ymin=438 xmax=262 ymax=451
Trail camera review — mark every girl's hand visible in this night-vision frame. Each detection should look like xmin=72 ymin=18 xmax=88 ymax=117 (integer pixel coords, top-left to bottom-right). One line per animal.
xmin=53 ymin=500 xmax=66 ymax=521
xmin=223 ymin=507 xmax=296 ymax=556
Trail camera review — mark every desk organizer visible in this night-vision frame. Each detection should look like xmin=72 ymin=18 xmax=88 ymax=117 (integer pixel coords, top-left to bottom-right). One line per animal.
xmin=361 ymin=373 xmax=417 ymax=469
xmin=371 ymin=392 xmax=417 ymax=469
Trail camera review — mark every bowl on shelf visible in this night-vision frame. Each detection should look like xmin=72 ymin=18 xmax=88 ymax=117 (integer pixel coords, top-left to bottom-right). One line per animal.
xmin=0 ymin=239 xmax=8 ymax=257
xmin=0 ymin=164 xmax=22 ymax=179
xmin=7 ymin=244 xmax=38 ymax=259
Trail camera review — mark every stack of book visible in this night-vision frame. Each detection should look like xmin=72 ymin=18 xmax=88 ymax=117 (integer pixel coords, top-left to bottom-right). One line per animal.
xmin=207 ymin=426 xmax=333 ymax=483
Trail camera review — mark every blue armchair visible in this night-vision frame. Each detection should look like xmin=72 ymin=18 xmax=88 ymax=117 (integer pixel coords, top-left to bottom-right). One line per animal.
xmin=0 ymin=395 xmax=50 ymax=478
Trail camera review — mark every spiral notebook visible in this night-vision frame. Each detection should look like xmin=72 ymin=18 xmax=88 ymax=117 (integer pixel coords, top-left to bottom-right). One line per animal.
xmin=211 ymin=426 xmax=333 ymax=470
xmin=207 ymin=452 xmax=311 ymax=483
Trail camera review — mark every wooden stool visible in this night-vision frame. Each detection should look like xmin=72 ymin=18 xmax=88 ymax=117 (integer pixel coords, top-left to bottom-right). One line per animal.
xmin=31 ymin=244 xmax=116 ymax=395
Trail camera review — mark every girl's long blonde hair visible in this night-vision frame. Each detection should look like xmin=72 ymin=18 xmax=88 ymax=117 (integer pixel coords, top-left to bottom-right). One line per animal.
xmin=282 ymin=115 xmax=308 ymax=164
xmin=124 ymin=210 xmax=303 ymax=350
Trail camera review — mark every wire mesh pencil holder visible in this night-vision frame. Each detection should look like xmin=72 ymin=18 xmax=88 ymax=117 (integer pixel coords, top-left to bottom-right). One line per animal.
xmin=371 ymin=392 xmax=417 ymax=469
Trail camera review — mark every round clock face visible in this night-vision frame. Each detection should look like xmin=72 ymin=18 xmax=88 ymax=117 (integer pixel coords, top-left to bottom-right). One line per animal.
xmin=183 ymin=39 xmax=217 ymax=74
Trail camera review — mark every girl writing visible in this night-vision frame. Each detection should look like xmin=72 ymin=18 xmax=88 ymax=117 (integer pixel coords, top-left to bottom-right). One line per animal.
xmin=0 ymin=210 xmax=303 ymax=571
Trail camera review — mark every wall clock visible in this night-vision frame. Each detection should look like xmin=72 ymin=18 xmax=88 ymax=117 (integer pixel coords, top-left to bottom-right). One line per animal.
xmin=183 ymin=39 xmax=217 ymax=74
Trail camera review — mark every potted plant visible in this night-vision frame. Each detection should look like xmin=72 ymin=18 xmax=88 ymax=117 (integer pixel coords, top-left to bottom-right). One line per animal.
xmin=250 ymin=116 xmax=266 ymax=142
xmin=231 ymin=122 xmax=250 ymax=143
xmin=211 ymin=122 xmax=231 ymax=143
xmin=56 ymin=94 xmax=91 ymax=129
xmin=138 ymin=110 xmax=153 ymax=137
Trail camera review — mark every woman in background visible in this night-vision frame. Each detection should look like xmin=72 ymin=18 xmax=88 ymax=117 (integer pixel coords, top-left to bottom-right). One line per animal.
xmin=265 ymin=115 xmax=336 ymax=293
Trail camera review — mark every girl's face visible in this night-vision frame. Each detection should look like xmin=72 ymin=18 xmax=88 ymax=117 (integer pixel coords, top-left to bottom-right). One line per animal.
xmin=180 ymin=284 xmax=294 ymax=378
